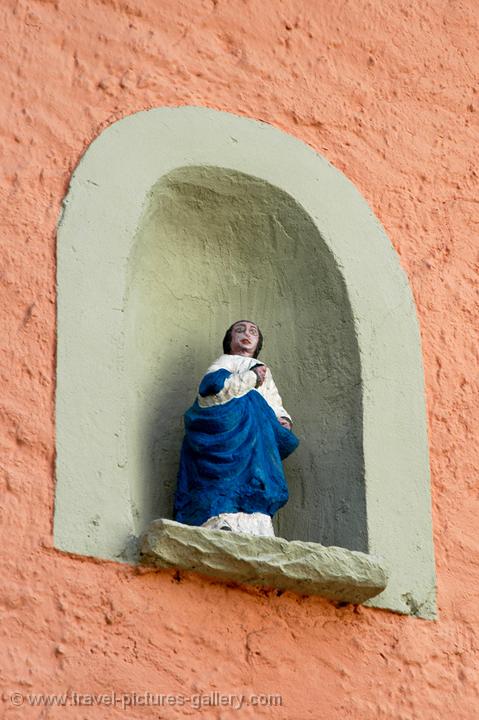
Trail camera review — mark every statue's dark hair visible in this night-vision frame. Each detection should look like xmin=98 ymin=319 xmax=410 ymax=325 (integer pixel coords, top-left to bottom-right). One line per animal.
xmin=223 ymin=320 xmax=263 ymax=358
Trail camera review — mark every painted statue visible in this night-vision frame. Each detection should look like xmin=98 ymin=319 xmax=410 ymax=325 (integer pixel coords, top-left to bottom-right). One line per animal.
xmin=174 ymin=320 xmax=299 ymax=537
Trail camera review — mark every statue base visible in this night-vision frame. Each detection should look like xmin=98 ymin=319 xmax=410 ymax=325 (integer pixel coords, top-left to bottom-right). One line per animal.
xmin=140 ymin=518 xmax=388 ymax=604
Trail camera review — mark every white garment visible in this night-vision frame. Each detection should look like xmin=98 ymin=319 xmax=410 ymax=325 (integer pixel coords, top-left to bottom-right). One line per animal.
xmin=196 ymin=354 xmax=291 ymax=422
xmin=202 ymin=512 xmax=275 ymax=537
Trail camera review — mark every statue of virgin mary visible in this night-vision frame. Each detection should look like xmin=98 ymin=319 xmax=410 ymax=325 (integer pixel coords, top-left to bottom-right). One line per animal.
xmin=174 ymin=321 xmax=299 ymax=537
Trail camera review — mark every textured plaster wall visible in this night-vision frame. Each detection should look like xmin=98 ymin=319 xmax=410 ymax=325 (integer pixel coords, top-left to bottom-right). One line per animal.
xmin=1 ymin=1 xmax=478 ymax=718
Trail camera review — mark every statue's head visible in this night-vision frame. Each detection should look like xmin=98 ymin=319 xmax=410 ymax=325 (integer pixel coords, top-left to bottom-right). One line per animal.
xmin=223 ymin=320 xmax=263 ymax=358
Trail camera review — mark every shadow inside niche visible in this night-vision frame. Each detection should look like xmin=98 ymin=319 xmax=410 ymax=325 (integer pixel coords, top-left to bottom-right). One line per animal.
xmin=126 ymin=165 xmax=367 ymax=552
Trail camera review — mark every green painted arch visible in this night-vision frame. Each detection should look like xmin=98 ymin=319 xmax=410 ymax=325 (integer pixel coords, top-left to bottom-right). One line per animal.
xmin=55 ymin=106 xmax=436 ymax=618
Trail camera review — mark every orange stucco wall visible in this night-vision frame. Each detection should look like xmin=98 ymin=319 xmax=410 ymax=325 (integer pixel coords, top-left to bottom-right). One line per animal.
xmin=1 ymin=1 xmax=478 ymax=717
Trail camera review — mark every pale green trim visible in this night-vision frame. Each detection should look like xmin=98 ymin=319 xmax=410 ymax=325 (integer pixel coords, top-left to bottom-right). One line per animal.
xmin=55 ymin=106 xmax=436 ymax=618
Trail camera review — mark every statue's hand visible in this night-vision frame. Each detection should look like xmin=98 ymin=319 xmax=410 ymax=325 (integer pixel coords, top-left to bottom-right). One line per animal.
xmin=278 ymin=416 xmax=292 ymax=430
xmin=252 ymin=364 xmax=267 ymax=387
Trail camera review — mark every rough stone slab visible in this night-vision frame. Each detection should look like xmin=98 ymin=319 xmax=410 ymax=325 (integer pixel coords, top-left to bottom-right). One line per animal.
xmin=140 ymin=519 xmax=388 ymax=604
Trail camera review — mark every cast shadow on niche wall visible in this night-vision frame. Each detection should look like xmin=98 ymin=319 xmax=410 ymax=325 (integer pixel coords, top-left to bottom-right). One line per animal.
xmin=125 ymin=165 xmax=367 ymax=553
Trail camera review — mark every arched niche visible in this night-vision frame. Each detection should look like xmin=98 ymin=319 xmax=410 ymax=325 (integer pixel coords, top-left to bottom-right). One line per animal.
xmin=55 ymin=106 xmax=436 ymax=618
xmin=126 ymin=165 xmax=366 ymax=551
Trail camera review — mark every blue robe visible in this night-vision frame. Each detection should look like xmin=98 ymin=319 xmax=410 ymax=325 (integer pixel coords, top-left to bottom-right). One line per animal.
xmin=174 ymin=368 xmax=299 ymax=526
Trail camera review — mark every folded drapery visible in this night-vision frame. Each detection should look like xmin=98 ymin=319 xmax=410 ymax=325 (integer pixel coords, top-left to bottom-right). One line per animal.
xmin=174 ymin=374 xmax=299 ymax=527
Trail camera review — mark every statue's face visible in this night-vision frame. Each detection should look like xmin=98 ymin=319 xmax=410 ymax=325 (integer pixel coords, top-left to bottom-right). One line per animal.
xmin=229 ymin=321 xmax=260 ymax=357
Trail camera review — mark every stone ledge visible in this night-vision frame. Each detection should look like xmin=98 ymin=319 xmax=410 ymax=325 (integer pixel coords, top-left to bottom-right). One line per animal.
xmin=139 ymin=519 xmax=388 ymax=604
